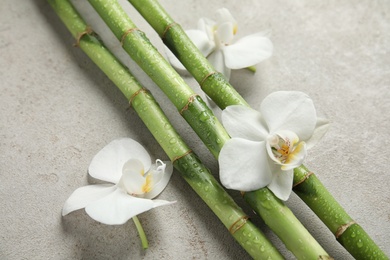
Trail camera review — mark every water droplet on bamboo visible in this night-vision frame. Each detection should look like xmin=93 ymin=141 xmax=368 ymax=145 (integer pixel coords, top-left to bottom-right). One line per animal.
xmin=262 ymin=200 xmax=273 ymax=210
xmin=132 ymin=99 xmax=140 ymax=106
xmin=198 ymin=111 xmax=209 ymax=122
xmin=181 ymin=163 xmax=188 ymax=170
xmin=356 ymin=239 xmax=364 ymax=248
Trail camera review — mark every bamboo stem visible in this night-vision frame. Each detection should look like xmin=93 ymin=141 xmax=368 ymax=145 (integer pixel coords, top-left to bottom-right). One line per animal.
xmin=128 ymin=0 xmax=247 ymax=109
xmin=86 ymin=0 xmax=330 ymax=258
xmin=47 ymin=1 xmax=282 ymax=258
xmin=90 ymin=0 xmax=229 ymax=159
xmin=128 ymin=0 xmax=388 ymax=258
xmin=294 ymin=166 xmax=388 ymax=259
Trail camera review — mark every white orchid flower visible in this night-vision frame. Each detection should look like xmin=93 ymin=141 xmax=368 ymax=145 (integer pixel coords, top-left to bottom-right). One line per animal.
xmin=219 ymin=91 xmax=329 ymax=201
xmin=62 ymin=138 xmax=175 ymax=225
xmin=166 ymin=8 xmax=273 ymax=80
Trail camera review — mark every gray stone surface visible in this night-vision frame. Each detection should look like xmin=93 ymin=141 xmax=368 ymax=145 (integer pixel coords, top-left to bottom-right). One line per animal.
xmin=1 ymin=0 xmax=389 ymax=259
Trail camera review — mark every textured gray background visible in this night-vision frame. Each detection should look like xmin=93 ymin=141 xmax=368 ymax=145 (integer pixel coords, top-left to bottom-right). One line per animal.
xmin=1 ymin=0 xmax=389 ymax=259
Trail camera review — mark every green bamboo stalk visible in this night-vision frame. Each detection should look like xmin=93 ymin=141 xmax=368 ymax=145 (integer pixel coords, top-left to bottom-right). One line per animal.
xmin=128 ymin=0 xmax=246 ymax=109
xmin=47 ymin=1 xmax=283 ymax=259
xmin=88 ymin=0 xmax=229 ymax=160
xmin=86 ymin=0 xmax=330 ymax=259
xmin=128 ymin=0 xmax=388 ymax=259
xmin=294 ymin=166 xmax=388 ymax=260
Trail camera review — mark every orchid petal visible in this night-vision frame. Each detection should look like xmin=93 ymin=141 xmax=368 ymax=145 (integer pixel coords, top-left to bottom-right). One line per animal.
xmin=216 ymin=8 xmax=238 ymax=35
xmin=223 ymin=33 xmax=273 ymax=69
xmin=143 ymin=161 xmax=173 ymax=199
xmin=85 ymin=188 xmax=173 ymax=225
xmin=62 ymin=184 xmax=115 ymax=216
xmin=197 ymin=17 xmax=215 ymax=41
xmin=88 ymin=138 xmax=151 ymax=184
xmin=260 ymin=91 xmax=317 ymax=140
xmin=208 ymin=50 xmax=231 ymax=79
xmin=267 ymin=168 xmax=294 ymax=201
xmin=186 ymin=29 xmax=215 ymax=57
xmin=222 ymin=105 xmax=268 ymax=140
xmin=216 ymin=22 xmax=234 ymax=45
xmin=215 ymin=8 xmax=237 ymax=34
xmin=219 ymin=138 xmax=272 ymax=191
xmin=306 ymin=117 xmax=330 ymax=149
xmin=120 ymin=159 xmax=146 ymax=195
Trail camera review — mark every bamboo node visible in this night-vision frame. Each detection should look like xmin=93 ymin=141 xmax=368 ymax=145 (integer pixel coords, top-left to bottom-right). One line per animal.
xmin=293 ymin=171 xmax=314 ymax=188
xmin=179 ymin=94 xmax=199 ymax=115
xmin=121 ymin=28 xmax=140 ymax=46
xmin=172 ymin=150 xmax=193 ymax=164
xmin=74 ymin=26 xmax=93 ymax=47
xmin=129 ymin=88 xmax=149 ymax=108
xmin=229 ymin=216 xmax=249 ymax=234
xmin=335 ymin=221 xmax=356 ymax=239
xmin=162 ymin=22 xmax=179 ymax=39
xmin=200 ymin=71 xmax=219 ymax=87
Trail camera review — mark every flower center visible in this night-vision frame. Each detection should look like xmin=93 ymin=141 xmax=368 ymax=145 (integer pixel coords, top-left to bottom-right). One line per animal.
xmin=266 ymin=131 xmax=306 ymax=169
xmin=120 ymin=158 xmax=155 ymax=197
xmin=269 ymin=135 xmax=295 ymax=163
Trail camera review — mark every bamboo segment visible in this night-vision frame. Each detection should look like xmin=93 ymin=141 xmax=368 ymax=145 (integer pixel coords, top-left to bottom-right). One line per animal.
xmin=86 ymin=0 xmax=330 ymax=258
xmin=47 ymin=0 xmax=283 ymax=258
xmin=244 ymin=189 xmax=329 ymax=260
xmin=294 ymin=166 xmax=388 ymax=259
xmin=88 ymin=0 xmax=228 ymax=159
xmin=128 ymin=0 xmax=247 ymax=109
xmin=127 ymin=0 xmax=388 ymax=259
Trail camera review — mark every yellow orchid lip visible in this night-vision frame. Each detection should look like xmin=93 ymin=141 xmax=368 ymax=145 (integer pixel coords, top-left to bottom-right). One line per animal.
xmin=233 ymin=25 xmax=238 ymax=35
xmin=142 ymin=174 xmax=153 ymax=193
xmin=284 ymin=141 xmax=305 ymax=164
